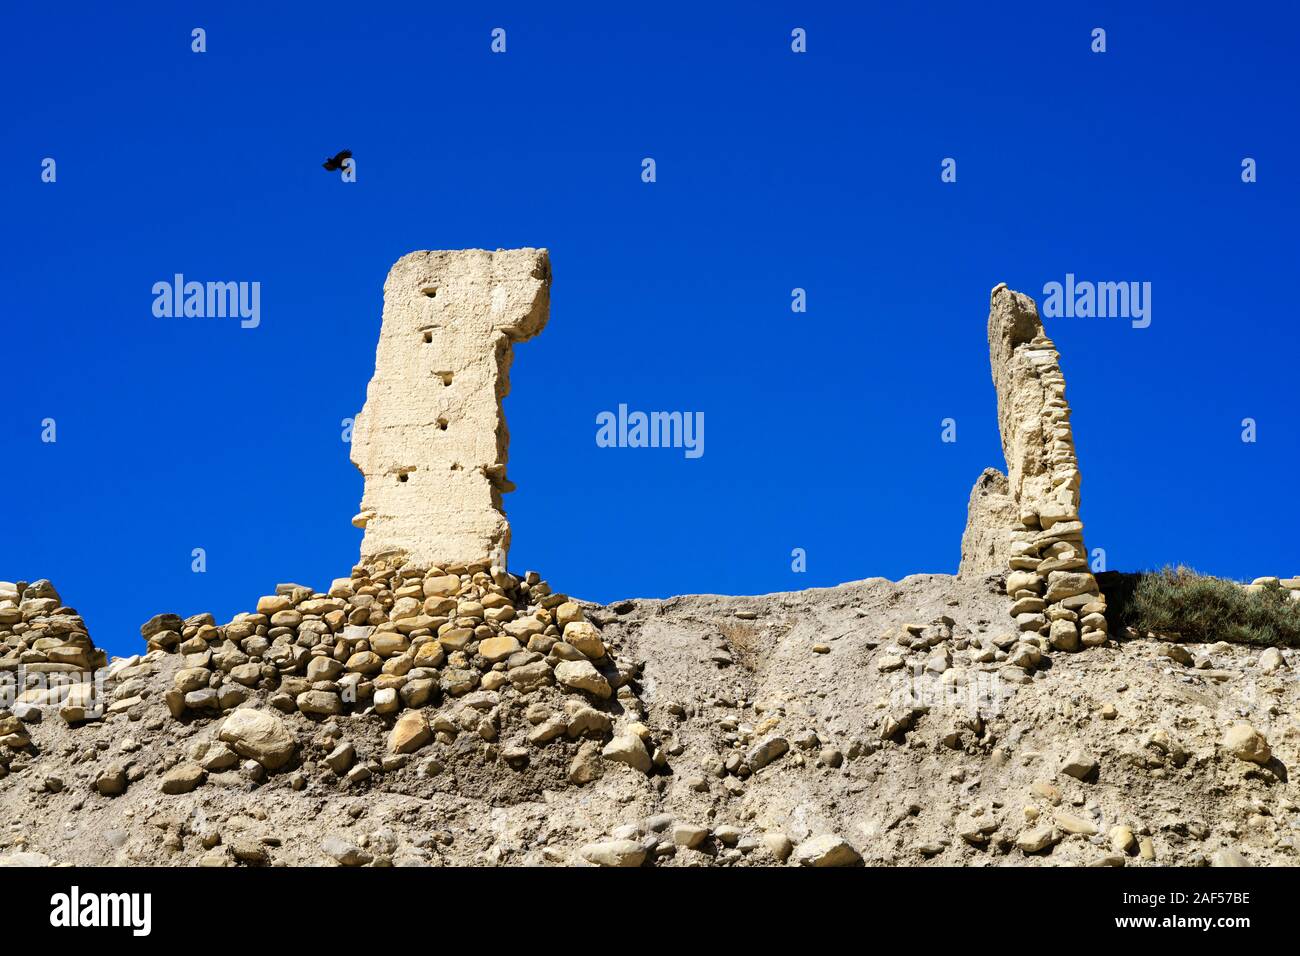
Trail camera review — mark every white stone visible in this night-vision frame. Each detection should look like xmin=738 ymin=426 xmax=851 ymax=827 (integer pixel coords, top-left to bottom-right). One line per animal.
xmin=791 ymin=834 xmax=862 ymax=867
xmin=217 ymin=708 xmax=296 ymax=770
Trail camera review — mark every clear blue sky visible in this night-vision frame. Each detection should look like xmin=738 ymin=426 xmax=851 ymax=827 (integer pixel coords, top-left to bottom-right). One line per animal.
xmin=3 ymin=3 xmax=1297 ymax=658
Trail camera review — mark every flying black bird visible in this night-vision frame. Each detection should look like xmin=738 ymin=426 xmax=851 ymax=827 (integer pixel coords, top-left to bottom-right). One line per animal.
xmin=322 ymin=149 xmax=352 ymax=171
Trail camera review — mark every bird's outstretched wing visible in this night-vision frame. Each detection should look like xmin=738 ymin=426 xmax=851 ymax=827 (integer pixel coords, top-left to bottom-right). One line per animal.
xmin=322 ymin=149 xmax=352 ymax=171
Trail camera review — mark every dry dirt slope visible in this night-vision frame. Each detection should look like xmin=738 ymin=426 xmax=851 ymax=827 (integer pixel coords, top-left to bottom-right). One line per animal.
xmin=1 ymin=572 xmax=1296 ymax=867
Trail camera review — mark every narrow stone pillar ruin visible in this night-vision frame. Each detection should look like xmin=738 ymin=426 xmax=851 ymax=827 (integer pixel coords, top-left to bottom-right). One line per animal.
xmin=350 ymin=248 xmax=551 ymax=571
xmin=961 ymin=284 xmax=1108 ymax=649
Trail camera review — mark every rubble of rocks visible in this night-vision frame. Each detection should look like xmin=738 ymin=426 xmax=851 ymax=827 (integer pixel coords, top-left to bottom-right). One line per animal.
xmin=0 ymin=579 xmax=105 ymax=674
xmin=1 ymin=571 xmax=1297 ymax=867
xmin=0 ymin=580 xmax=108 ymax=732
xmin=137 ymin=557 xmax=662 ymax=788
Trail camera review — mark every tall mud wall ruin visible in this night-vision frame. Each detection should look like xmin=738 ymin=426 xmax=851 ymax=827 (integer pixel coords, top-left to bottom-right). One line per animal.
xmin=350 ymin=248 xmax=551 ymax=572
xmin=961 ymin=284 xmax=1108 ymax=650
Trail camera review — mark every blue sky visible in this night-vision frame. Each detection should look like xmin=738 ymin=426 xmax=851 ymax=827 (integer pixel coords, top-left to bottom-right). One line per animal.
xmin=3 ymin=2 xmax=1297 ymax=657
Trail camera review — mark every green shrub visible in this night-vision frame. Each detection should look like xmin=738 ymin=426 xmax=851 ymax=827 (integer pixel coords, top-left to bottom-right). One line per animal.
xmin=1107 ymin=566 xmax=1300 ymax=647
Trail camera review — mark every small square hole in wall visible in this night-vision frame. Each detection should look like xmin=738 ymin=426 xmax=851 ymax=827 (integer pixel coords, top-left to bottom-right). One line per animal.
xmin=434 ymin=371 xmax=453 ymax=386
xmin=421 ymin=286 xmax=438 ymax=297
xmin=436 ymin=417 xmax=448 ymax=431
xmin=423 ymin=330 xmax=433 ymax=344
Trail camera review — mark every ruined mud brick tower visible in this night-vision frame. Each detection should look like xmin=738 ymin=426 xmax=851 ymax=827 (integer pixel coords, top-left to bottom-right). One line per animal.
xmin=960 ymin=284 xmax=1108 ymax=650
xmin=350 ymin=248 xmax=551 ymax=570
